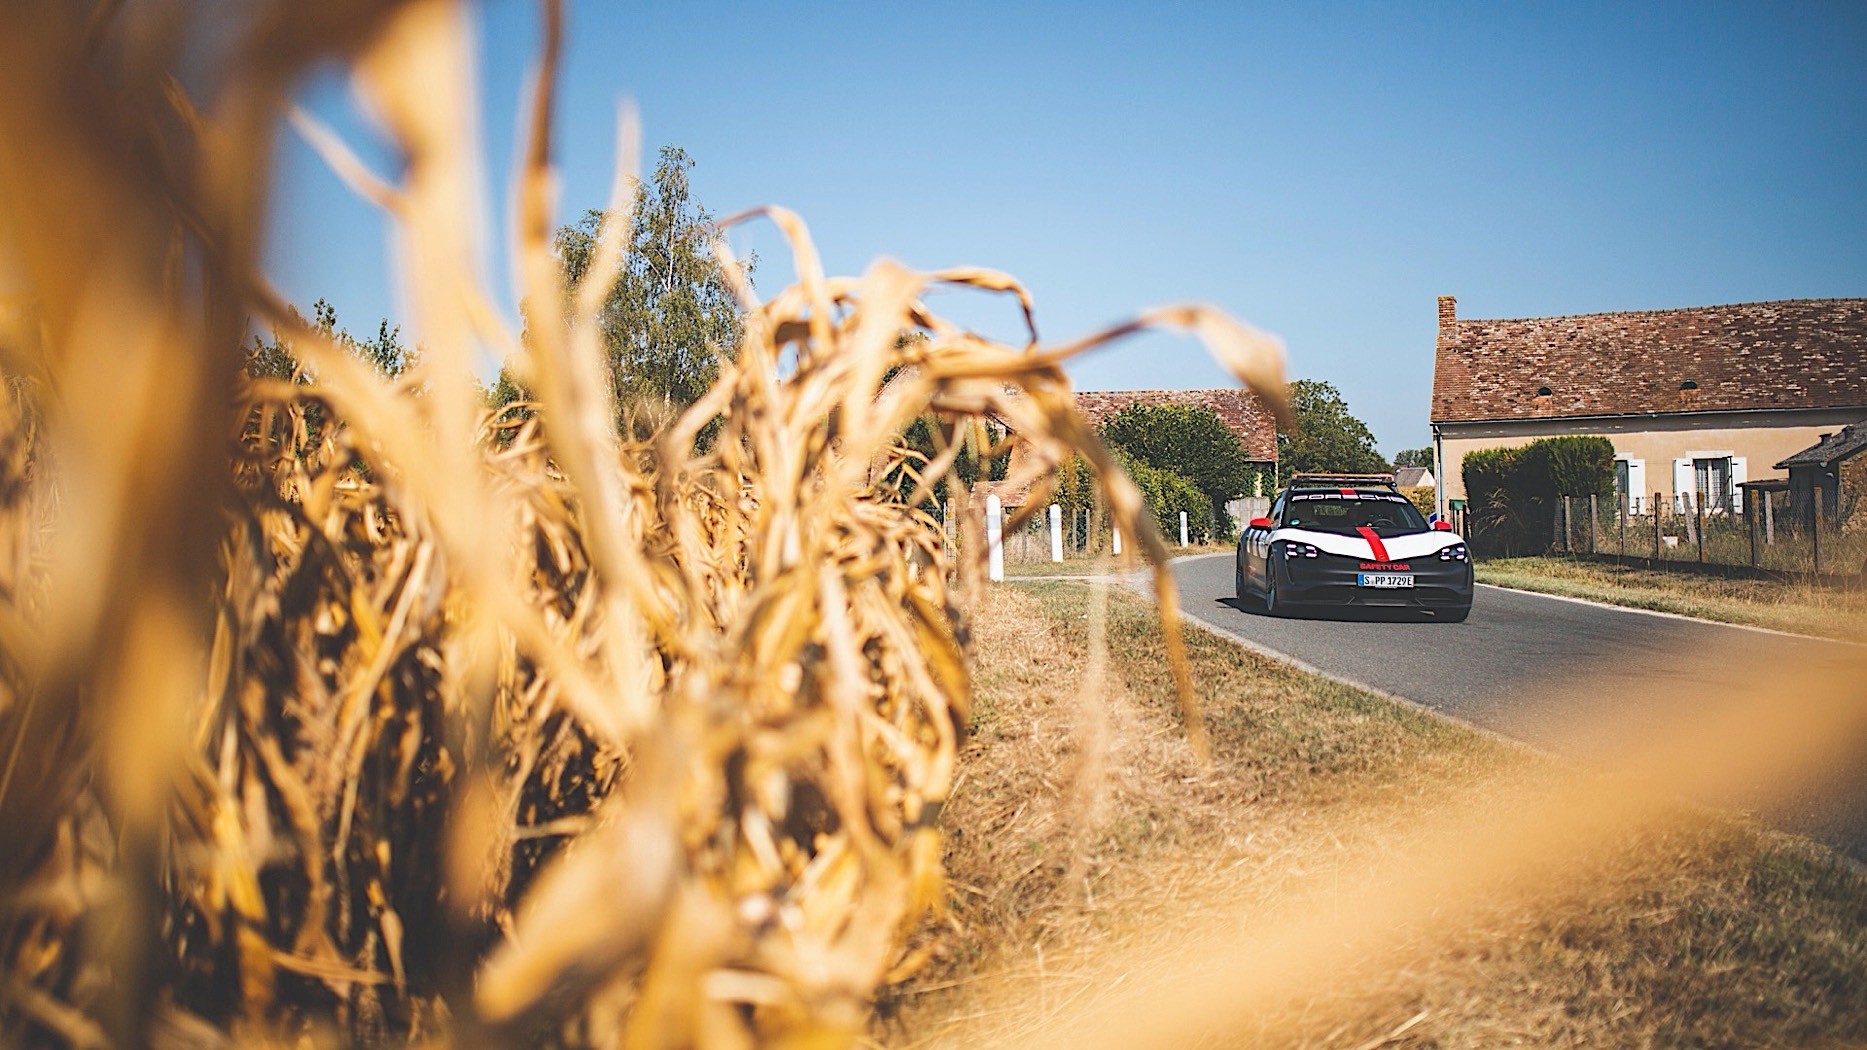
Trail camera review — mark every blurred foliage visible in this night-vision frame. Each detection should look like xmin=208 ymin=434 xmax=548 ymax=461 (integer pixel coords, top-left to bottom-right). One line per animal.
xmin=246 ymin=299 xmax=416 ymax=382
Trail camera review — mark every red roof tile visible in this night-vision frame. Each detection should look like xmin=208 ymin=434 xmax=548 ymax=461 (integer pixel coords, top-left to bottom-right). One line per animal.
xmin=1069 ymin=388 xmax=1279 ymax=461
xmin=1431 ymin=297 xmax=1867 ymax=424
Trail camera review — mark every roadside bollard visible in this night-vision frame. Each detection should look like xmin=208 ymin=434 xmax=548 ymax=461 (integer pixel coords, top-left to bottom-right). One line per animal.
xmin=1049 ymin=503 xmax=1063 ymax=563
xmin=1112 ymin=524 xmax=1122 ymax=557
xmin=986 ymin=494 xmax=1004 ymax=582
xmin=1180 ymin=510 xmax=1188 ymax=546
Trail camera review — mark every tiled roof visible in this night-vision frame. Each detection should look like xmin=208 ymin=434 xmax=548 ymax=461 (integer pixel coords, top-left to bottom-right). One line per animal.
xmin=1431 ymin=297 xmax=1867 ymax=424
xmin=1069 ymin=388 xmax=1279 ymax=461
xmin=1776 ymin=419 xmax=1867 ymax=469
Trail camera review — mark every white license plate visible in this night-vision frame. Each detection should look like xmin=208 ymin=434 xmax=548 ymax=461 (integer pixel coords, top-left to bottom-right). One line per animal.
xmin=1356 ymin=573 xmax=1414 ymax=589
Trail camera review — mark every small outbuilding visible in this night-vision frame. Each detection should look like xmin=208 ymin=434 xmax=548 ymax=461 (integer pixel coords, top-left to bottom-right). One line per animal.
xmin=1775 ymin=419 xmax=1867 ymax=526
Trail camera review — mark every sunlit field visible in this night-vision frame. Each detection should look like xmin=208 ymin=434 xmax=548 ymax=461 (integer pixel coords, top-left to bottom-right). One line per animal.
xmin=1 ymin=3 xmax=1863 ymax=1048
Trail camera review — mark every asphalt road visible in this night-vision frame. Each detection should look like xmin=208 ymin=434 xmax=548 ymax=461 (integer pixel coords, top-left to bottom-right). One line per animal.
xmin=1163 ymin=553 xmax=1867 ymax=861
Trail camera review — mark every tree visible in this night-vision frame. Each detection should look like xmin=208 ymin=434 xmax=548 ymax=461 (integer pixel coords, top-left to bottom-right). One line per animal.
xmin=556 ymin=146 xmax=744 ymax=418
xmin=1278 ymin=379 xmax=1387 ymax=479
xmin=1393 ymin=447 xmax=1434 ymax=469
xmin=1099 ymin=402 xmax=1260 ymax=534
xmin=244 ymin=299 xmax=413 ymax=381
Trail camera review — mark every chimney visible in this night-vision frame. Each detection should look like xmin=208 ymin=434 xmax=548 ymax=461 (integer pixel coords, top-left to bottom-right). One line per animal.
xmin=1437 ymin=295 xmax=1456 ymax=329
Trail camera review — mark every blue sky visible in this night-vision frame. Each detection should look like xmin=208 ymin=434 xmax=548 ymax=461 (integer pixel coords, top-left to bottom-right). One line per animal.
xmin=267 ymin=1 xmax=1867 ymax=456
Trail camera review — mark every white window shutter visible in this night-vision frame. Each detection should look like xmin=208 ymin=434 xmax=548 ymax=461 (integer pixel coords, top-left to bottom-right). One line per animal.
xmin=1627 ymin=459 xmax=1646 ymax=512
xmin=1730 ymin=457 xmax=1746 ymax=512
xmin=1673 ymin=459 xmax=1693 ymax=512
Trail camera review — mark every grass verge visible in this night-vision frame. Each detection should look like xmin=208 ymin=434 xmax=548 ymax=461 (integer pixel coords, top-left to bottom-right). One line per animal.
xmin=1477 ymin=555 xmax=1867 ymax=642
xmin=879 ymin=580 xmax=1867 ymax=1047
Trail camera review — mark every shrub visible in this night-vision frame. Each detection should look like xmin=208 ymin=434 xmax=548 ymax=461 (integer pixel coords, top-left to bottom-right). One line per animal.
xmin=1462 ymin=436 xmax=1615 ymax=554
xmin=1094 ymin=448 xmax=1213 ymax=543
xmin=1100 ymin=402 xmax=1258 ymax=534
xmin=1401 ymin=485 xmax=1435 ymax=516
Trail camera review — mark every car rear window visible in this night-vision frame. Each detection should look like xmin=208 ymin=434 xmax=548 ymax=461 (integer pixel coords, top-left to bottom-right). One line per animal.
xmin=1282 ymin=491 xmax=1427 ymax=535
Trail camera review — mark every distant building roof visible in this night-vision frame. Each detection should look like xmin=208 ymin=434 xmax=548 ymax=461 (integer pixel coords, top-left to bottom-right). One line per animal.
xmin=1431 ymin=296 xmax=1867 ymax=425
xmin=1070 ymin=388 xmax=1278 ymax=461
xmin=1776 ymin=419 xmax=1867 ymax=469
xmin=1394 ymin=466 xmax=1435 ymax=488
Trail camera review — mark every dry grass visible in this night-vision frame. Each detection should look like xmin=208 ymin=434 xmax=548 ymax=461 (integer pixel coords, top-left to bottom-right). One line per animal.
xmin=885 ymin=581 xmax=1867 ymax=1048
xmin=1478 ymin=556 xmax=1867 ymax=642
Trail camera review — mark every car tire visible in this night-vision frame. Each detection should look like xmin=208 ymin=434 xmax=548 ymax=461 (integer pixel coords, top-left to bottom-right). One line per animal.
xmin=1263 ymin=568 xmax=1285 ymax=617
xmin=1440 ymin=602 xmax=1471 ymax=623
xmin=1235 ymin=558 xmax=1247 ymax=601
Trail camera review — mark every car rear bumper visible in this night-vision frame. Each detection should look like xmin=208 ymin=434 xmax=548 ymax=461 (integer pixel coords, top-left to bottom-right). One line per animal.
xmin=1272 ymin=554 xmax=1472 ymax=609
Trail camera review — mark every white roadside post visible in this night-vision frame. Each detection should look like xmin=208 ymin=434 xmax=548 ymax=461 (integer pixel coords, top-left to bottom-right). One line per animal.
xmin=1112 ymin=524 xmax=1122 ymax=557
xmin=1179 ymin=510 xmax=1188 ymax=547
xmin=1049 ymin=503 xmax=1063 ymax=562
xmin=986 ymin=494 xmax=1004 ymax=582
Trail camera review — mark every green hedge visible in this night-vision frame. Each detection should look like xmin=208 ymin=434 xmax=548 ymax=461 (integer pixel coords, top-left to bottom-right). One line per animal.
xmin=1462 ymin=436 xmax=1614 ymax=555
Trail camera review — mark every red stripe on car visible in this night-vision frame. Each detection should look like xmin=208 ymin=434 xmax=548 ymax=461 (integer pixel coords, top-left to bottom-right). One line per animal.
xmin=1338 ymin=487 xmax=1355 ymax=497
xmin=1355 ymin=526 xmax=1390 ymax=562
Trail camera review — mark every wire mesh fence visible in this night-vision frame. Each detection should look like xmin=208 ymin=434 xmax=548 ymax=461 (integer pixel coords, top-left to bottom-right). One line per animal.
xmin=1551 ymin=486 xmax=1867 ymax=578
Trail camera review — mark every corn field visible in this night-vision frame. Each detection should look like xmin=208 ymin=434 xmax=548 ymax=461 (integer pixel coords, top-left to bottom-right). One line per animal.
xmin=0 ymin=2 xmax=1292 ymax=1045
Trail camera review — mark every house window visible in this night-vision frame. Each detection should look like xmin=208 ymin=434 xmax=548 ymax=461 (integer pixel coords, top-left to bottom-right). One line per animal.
xmin=1694 ymin=456 xmax=1732 ymax=513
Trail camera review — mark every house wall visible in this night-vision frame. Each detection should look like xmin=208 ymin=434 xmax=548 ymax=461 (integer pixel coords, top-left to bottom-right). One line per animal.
xmin=1434 ymin=407 xmax=1866 ymax=512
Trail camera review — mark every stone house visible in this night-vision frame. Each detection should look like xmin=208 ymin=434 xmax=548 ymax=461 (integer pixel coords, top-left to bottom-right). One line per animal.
xmin=1429 ymin=296 xmax=1867 ymax=520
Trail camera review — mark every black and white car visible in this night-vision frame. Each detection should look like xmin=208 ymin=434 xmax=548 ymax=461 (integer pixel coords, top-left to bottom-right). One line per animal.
xmin=1235 ymin=474 xmax=1473 ymax=621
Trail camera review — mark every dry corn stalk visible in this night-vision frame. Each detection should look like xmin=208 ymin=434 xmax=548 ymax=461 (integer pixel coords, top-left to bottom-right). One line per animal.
xmin=0 ymin=1 xmax=1287 ymax=1046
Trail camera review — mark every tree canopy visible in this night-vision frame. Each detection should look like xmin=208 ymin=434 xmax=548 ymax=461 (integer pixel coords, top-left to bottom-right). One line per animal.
xmin=1277 ymin=379 xmax=1387 ymax=478
xmin=1393 ymin=446 xmax=1434 ymax=469
xmin=1099 ymin=401 xmax=1262 ymax=533
xmin=552 ymin=145 xmax=744 ymax=417
xmin=245 ymin=299 xmax=414 ymax=382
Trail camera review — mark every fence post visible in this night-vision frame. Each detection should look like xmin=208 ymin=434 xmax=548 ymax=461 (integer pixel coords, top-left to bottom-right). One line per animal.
xmin=1618 ymin=498 xmax=1626 ymax=555
xmin=1179 ymin=510 xmax=1188 ymax=547
xmin=1764 ymin=493 xmax=1775 ymax=545
xmin=1746 ymin=488 xmax=1760 ymax=568
xmin=1049 ymin=503 xmax=1063 ymax=563
xmin=1694 ymin=492 xmax=1705 ymax=564
xmin=1812 ymin=500 xmax=1822 ymax=575
xmin=1588 ymin=494 xmax=1598 ymax=554
xmin=1653 ymin=493 xmax=1663 ymax=561
xmin=986 ymin=494 xmax=1004 ymax=582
